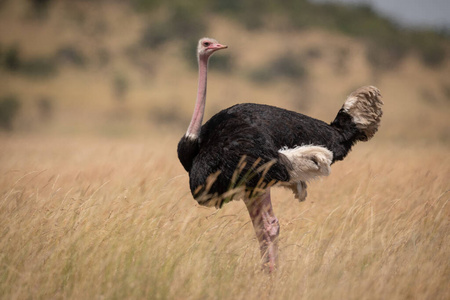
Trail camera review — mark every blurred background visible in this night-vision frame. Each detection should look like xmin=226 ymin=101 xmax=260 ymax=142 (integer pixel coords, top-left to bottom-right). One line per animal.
xmin=0 ymin=0 xmax=449 ymax=143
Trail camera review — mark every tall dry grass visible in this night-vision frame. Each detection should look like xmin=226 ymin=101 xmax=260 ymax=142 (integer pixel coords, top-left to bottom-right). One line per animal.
xmin=0 ymin=135 xmax=448 ymax=299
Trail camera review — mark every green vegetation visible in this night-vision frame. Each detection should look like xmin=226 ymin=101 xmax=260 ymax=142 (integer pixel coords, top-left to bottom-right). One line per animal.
xmin=139 ymin=2 xmax=206 ymax=49
xmin=132 ymin=0 xmax=449 ymax=69
xmin=249 ymin=52 xmax=308 ymax=83
xmin=55 ymin=45 xmax=87 ymax=67
xmin=1 ymin=44 xmax=57 ymax=78
xmin=2 ymin=45 xmax=21 ymax=72
xmin=1 ymin=0 xmax=448 ymax=80
xmin=20 ymin=56 xmax=57 ymax=78
xmin=0 ymin=95 xmax=21 ymax=130
xmin=29 ymin=0 xmax=52 ymax=18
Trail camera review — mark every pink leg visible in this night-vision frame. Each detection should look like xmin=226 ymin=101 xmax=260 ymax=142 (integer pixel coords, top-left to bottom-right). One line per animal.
xmin=244 ymin=188 xmax=279 ymax=272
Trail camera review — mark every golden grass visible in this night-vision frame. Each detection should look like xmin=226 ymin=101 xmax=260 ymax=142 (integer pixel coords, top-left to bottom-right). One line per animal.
xmin=0 ymin=135 xmax=448 ymax=299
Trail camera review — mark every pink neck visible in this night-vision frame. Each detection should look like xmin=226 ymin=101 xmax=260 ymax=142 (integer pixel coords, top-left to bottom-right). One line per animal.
xmin=186 ymin=55 xmax=209 ymax=139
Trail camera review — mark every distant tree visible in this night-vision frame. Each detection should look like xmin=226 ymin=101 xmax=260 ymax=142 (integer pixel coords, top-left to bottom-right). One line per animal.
xmin=0 ymin=96 xmax=21 ymax=130
xmin=4 ymin=46 xmax=21 ymax=72
xmin=29 ymin=0 xmax=52 ymax=18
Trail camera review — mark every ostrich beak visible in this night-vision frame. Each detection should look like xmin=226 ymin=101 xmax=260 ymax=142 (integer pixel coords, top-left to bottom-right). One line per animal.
xmin=210 ymin=43 xmax=228 ymax=51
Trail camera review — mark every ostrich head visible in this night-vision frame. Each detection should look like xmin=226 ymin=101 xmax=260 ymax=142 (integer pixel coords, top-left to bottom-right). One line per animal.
xmin=197 ymin=37 xmax=228 ymax=60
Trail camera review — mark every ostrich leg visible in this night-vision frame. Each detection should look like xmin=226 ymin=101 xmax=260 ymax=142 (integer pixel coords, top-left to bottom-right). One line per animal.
xmin=244 ymin=188 xmax=280 ymax=272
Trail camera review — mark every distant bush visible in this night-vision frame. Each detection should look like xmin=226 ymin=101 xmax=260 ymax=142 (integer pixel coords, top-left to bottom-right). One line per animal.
xmin=20 ymin=56 xmax=57 ymax=78
xmin=248 ymin=68 xmax=273 ymax=83
xmin=249 ymin=52 xmax=308 ymax=83
xmin=1 ymin=44 xmax=57 ymax=78
xmin=365 ymin=38 xmax=408 ymax=71
xmin=3 ymin=45 xmax=21 ymax=72
xmin=132 ymin=0 xmax=449 ymax=71
xmin=411 ymin=31 xmax=447 ymax=68
xmin=211 ymin=0 xmax=269 ymax=29
xmin=30 ymin=0 xmax=52 ymax=11
xmin=140 ymin=2 xmax=206 ymax=49
xmin=272 ymin=52 xmax=307 ymax=80
xmin=209 ymin=54 xmax=234 ymax=72
xmin=0 ymin=95 xmax=21 ymax=130
xmin=132 ymin=0 xmax=162 ymax=11
xmin=304 ymin=47 xmax=323 ymax=60
xmin=29 ymin=0 xmax=52 ymax=19
xmin=140 ymin=21 xmax=171 ymax=49
xmin=55 ymin=45 xmax=87 ymax=67
xmin=170 ymin=3 xmax=205 ymax=40
xmin=210 ymin=0 xmax=241 ymax=13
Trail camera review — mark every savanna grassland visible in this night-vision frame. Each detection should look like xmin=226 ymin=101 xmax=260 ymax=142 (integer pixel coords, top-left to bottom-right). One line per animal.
xmin=0 ymin=1 xmax=449 ymax=299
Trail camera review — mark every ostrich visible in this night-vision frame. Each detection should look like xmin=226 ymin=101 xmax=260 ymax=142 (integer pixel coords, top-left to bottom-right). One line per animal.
xmin=178 ymin=37 xmax=383 ymax=272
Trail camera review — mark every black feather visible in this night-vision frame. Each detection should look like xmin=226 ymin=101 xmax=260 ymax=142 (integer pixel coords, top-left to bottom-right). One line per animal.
xmin=178 ymin=136 xmax=200 ymax=172
xmin=178 ymin=103 xmax=366 ymax=206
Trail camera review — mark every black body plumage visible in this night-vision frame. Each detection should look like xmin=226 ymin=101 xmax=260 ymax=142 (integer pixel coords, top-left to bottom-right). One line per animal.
xmin=178 ymin=103 xmax=362 ymax=204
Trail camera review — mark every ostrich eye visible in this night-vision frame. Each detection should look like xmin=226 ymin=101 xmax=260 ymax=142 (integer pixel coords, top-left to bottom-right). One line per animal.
xmin=203 ymin=42 xmax=210 ymax=47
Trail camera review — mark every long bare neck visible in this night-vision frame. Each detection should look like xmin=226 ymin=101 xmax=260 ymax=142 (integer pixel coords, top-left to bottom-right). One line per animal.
xmin=186 ymin=55 xmax=209 ymax=139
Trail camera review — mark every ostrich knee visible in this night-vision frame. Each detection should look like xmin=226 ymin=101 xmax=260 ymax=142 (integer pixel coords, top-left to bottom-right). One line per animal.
xmin=264 ymin=212 xmax=280 ymax=238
